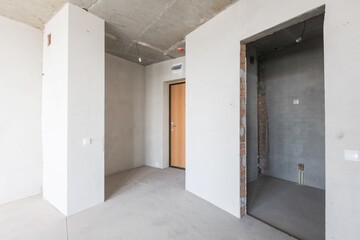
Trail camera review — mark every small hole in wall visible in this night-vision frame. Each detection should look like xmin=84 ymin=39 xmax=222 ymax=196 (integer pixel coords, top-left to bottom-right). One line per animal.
xmin=47 ymin=34 xmax=52 ymax=46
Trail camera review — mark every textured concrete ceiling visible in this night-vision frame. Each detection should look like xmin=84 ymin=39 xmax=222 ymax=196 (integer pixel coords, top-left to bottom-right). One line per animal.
xmin=250 ymin=14 xmax=325 ymax=57
xmin=0 ymin=0 xmax=238 ymax=65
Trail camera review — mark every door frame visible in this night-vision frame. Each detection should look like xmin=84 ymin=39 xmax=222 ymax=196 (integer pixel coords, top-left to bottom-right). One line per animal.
xmin=238 ymin=6 xmax=325 ymax=217
xmin=169 ymin=81 xmax=186 ymax=169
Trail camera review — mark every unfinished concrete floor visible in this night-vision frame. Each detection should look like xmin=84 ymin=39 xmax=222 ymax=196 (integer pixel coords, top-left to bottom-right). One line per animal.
xmin=0 ymin=167 xmax=295 ymax=240
xmin=248 ymin=176 xmax=325 ymax=240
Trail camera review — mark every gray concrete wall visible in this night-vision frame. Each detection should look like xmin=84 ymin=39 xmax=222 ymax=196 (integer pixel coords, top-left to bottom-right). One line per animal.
xmin=260 ymin=37 xmax=325 ymax=189
xmin=105 ymin=53 xmax=145 ymax=176
xmin=246 ymin=46 xmax=259 ymax=183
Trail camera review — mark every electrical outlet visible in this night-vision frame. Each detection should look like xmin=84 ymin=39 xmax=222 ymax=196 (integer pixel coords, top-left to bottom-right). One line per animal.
xmin=344 ymin=150 xmax=360 ymax=162
xmin=293 ymin=99 xmax=300 ymax=105
xmin=83 ymin=138 xmax=92 ymax=146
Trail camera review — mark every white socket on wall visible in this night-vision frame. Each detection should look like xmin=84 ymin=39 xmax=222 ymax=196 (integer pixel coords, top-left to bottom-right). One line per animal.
xmin=344 ymin=150 xmax=360 ymax=162
xmin=83 ymin=138 xmax=92 ymax=146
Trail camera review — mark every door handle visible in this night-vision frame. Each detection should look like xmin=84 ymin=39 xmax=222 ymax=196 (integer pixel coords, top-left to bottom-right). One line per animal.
xmin=171 ymin=122 xmax=177 ymax=131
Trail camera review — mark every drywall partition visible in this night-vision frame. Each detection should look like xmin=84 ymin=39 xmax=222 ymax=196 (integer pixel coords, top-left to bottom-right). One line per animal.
xmin=67 ymin=4 xmax=105 ymax=216
xmin=144 ymin=57 xmax=185 ymax=169
xmin=43 ymin=3 xmax=104 ymax=216
xmin=105 ymin=53 xmax=145 ymax=176
xmin=186 ymin=0 xmax=360 ymax=238
xmin=263 ymin=38 xmax=325 ymax=189
xmin=186 ymin=0 xmax=326 ymax=219
xmin=0 ymin=16 xmax=43 ymax=205
xmin=42 ymin=4 xmax=69 ymax=214
xmin=324 ymin=1 xmax=360 ymax=238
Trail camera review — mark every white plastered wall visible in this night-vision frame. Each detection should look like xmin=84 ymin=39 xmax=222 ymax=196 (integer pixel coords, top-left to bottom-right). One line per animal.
xmin=144 ymin=57 xmax=185 ymax=169
xmin=186 ymin=0 xmax=360 ymax=238
xmin=43 ymin=3 xmax=105 ymax=216
xmin=42 ymin=4 xmax=69 ymax=214
xmin=105 ymin=53 xmax=145 ymax=176
xmin=67 ymin=3 xmax=105 ymax=216
xmin=0 ymin=16 xmax=43 ymax=205
xmin=324 ymin=1 xmax=360 ymax=238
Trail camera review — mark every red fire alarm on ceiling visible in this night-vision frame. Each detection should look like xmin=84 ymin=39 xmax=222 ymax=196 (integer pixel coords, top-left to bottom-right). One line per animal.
xmin=177 ymin=47 xmax=184 ymax=53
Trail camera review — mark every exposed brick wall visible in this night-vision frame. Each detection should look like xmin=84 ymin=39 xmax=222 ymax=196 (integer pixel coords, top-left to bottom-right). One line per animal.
xmin=240 ymin=44 xmax=247 ymax=217
xmin=257 ymin=65 xmax=267 ymax=175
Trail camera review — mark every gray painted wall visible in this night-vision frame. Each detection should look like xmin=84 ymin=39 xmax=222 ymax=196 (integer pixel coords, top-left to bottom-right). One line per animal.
xmin=260 ymin=37 xmax=325 ymax=189
xmin=105 ymin=53 xmax=145 ymax=176
xmin=246 ymin=46 xmax=259 ymax=183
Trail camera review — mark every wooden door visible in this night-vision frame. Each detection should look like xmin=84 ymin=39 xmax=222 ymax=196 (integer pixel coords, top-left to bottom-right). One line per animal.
xmin=170 ymin=83 xmax=186 ymax=168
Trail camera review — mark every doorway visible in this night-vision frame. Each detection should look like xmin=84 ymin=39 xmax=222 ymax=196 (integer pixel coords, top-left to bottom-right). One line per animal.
xmin=169 ymin=82 xmax=186 ymax=169
xmin=242 ymin=12 xmax=325 ymax=240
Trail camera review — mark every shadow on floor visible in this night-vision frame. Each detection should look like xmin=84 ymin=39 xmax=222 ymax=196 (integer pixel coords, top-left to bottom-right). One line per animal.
xmin=105 ymin=166 xmax=159 ymax=200
xmin=105 ymin=166 xmax=186 ymax=200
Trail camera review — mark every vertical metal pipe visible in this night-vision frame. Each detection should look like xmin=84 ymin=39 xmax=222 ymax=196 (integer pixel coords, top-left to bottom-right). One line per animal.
xmin=298 ymin=163 xmax=305 ymax=185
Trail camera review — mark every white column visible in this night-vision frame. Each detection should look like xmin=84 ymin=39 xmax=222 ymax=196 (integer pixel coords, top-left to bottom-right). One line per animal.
xmin=42 ymin=3 xmax=104 ymax=216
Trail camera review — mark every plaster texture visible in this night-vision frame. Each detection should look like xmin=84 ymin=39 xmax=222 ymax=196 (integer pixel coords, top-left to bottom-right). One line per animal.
xmin=0 ymin=167 xmax=294 ymax=240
